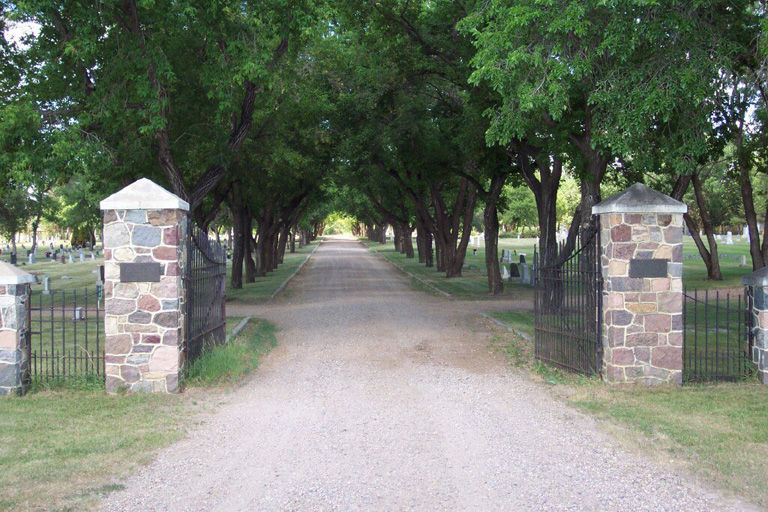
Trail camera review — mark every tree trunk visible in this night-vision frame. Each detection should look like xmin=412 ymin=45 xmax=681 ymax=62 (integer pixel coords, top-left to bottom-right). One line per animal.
xmin=415 ymin=220 xmax=426 ymax=263
xmin=736 ymin=134 xmax=766 ymax=270
xmin=230 ymin=205 xmax=245 ymax=290
xmin=271 ymin=232 xmax=280 ymax=270
xmin=392 ymin=222 xmax=402 ymax=252
xmin=277 ymin=225 xmax=290 ymax=264
xmin=290 ymin=227 xmax=296 ymax=253
xmin=579 ymin=173 xmax=603 ymax=232
xmin=513 ymin=147 xmax=561 ymax=267
xmin=431 ymin=179 xmax=477 ymax=278
xmin=691 ymin=172 xmax=722 ymax=280
xmin=423 ymin=229 xmax=434 ymax=267
xmin=484 ymin=173 xmax=508 ymax=295
xmin=244 ymin=215 xmax=257 ymax=284
xmin=31 ymin=216 xmax=41 ymax=253
xmin=402 ymin=224 xmax=414 ymax=258
xmin=671 ymin=174 xmax=720 ymax=281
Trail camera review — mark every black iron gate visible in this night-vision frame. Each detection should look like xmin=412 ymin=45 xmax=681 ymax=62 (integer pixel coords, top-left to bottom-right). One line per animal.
xmin=27 ymin=287 xmax=105 ymax=385
xmin=534 ymin=221 xmax=603 ymax=375
xmin=184 ymin=224 xmax=227 ymax=361
xmin=682 ymin=288 xmax=754 ymax=383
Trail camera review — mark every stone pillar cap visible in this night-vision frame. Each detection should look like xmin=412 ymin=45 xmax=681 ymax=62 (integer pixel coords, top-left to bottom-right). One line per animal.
xmin=100 ymin=178 xmax=190 ymax=212
xmin=592 ymin=183 xmax=687 ymax=215
xmin=0 ymin=261 xmax=36 ymax=285
xmin=742 ymin=266 xmax=768 ymax=287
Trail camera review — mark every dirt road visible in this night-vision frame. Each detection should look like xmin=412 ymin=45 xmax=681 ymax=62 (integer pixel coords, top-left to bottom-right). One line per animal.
xmin=102 ymin=238 xmax=746 ymax=511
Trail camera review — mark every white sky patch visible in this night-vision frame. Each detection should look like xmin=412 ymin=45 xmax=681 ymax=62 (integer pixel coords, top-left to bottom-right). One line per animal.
xmin=4 ymin=20 xmax=40 ymax=49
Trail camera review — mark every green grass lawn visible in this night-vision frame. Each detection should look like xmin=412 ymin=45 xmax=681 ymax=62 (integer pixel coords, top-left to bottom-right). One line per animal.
xmin=225 ymin=241 xmax=319 ymax=304
xmin=0 ymin=316 xmax=278 ymax=511
xmin=569 ymin=384 xmax=768 ymax=507
xmin=185 ymin=318 xmax=276 ymax=386
xmin=681 ymin=238 xmax=755 ymax=290
xmin=226 ymin=316 xmax=244 ymax=335
xmin=487 ymin=310 xmax=535 ymax=338
xmin=488 ymin=312 xmax=768 ymax=506
xmin=22 ymin=255 xmax=105 ymax=295
xmin=0 ymin=391 xmax=189 ymax=510
xmin=360 ymin=238 xmax=535 ymax=300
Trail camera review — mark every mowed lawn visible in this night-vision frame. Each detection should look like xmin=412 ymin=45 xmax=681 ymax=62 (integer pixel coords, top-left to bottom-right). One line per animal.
xmin=0 ymin=317 xmax=275 ymax=510
xmin=361 ymin=237 xmax=536 ymax=300
xmin=225 ymin=241 xmax=319 ymax=304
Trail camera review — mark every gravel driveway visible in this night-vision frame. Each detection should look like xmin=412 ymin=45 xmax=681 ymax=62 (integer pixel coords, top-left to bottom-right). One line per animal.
xmin=101 ymin=238 xmax=749 ymax=511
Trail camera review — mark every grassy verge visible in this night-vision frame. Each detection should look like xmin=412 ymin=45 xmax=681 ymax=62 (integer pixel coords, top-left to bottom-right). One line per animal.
xmin=487 ymin=310 xmax=535 ymax=338
xmin=185 ymin=319 xmax=276 ymax=386
xmin=487 ymin=313 xmax=768 ymax=506
xmin=0 ymin=391 xmax=188 ymax=510
xmin=360 ymin=238 xmax=535 ymax=300
xmin=225 ymin=241 xmax=318 ymax=304
xmin=0 ymin=317 xmax=278 ymax=510
xmin=226 ymin=316 xmax=244 ymax=336
xmin=569 ymin=384 xmax=768 ymax=506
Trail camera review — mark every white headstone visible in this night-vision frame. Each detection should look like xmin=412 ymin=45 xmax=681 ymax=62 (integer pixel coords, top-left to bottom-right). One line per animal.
xmin=28 ymin=253 xmax=35 ymax=264
xmin=501 ymin=265 xmax=510 ymax=279
xmin=80 ymin=253 xmax=85 ymax=262
xmin=42 ymin=275 xmax=51 ymax=294
xmin=68 ymin=253 xmax=75 ymax=263
xmin=740 ymin=255 xmax=748 ymax=268
xmin=726 ymin=231 xmax=734 ymax=245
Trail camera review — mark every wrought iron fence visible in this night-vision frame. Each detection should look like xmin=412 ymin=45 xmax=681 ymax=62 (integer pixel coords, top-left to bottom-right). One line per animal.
xmin=26 ymin=287 xmax=104 ymax=384
xmin=184 ymin=224 xmax=227 ymax=362
xmin=683 ymin=288 xmax=754 ymax=383
xmin=534 ymin=222 xmax=603 ymax=376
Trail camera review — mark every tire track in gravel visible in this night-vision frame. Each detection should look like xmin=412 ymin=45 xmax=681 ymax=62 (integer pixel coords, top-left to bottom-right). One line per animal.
xmin=101 ymin=238 xmax=752 ymax=511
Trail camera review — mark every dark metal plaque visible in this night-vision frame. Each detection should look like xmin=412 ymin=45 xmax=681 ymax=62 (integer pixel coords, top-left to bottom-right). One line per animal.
xmin=120 ymin=262 xmax=162 ymax=283
xmin=629 ymin=259 xmax=668 ymax=278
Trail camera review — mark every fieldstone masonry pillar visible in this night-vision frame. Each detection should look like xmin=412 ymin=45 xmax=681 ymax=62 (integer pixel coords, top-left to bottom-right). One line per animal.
xmin=0 ymin=263 xmax=35 ymax=396
xmin=593 ymin=184 xmax=687 ymax=385
xmin=743 ymin=268 xmax=768 ymax=386
xmin=100 ymin=178 xmax=188 ymax=393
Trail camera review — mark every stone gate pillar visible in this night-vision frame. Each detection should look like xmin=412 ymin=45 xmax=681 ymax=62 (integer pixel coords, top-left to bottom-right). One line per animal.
xmin=100 ymin=178 xmax=188 ymax=393
xmin=593 ymin=183 xmax=687 ymax=385
xmin=0 ymin=263 xmax=34 ymax=396
xmin=743 ymin=269 xmax=768 ymax=386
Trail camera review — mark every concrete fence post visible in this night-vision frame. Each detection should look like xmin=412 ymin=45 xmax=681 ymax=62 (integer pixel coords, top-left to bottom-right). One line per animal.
xmin=0 ymin=262 xmax=35 ymax=396
xmin=742 ymin=268 xmax=768 ymax=386
xmin=100 ymin=179 xmax=189 ymax=393
xmin=593 ymin=184 xmax=688 ymax=385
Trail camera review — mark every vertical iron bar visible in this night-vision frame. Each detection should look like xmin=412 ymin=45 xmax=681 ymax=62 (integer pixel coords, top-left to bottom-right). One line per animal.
xmin=705 ymin=289 xmax=709 ymax=380
xmin=73 ymin=288 xmax=77 ymax=375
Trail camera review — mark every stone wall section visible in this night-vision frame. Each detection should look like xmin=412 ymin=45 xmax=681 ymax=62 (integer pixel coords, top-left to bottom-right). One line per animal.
xmin=0 ymin=284 xmax=30 ymax=395
xmin=599 ymin=212 xmax=684 ymax=385
xmin=103 ymin=208 xmax=186 ymax=393
xmin=750 ymin=286 xmax=768 ymax=385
